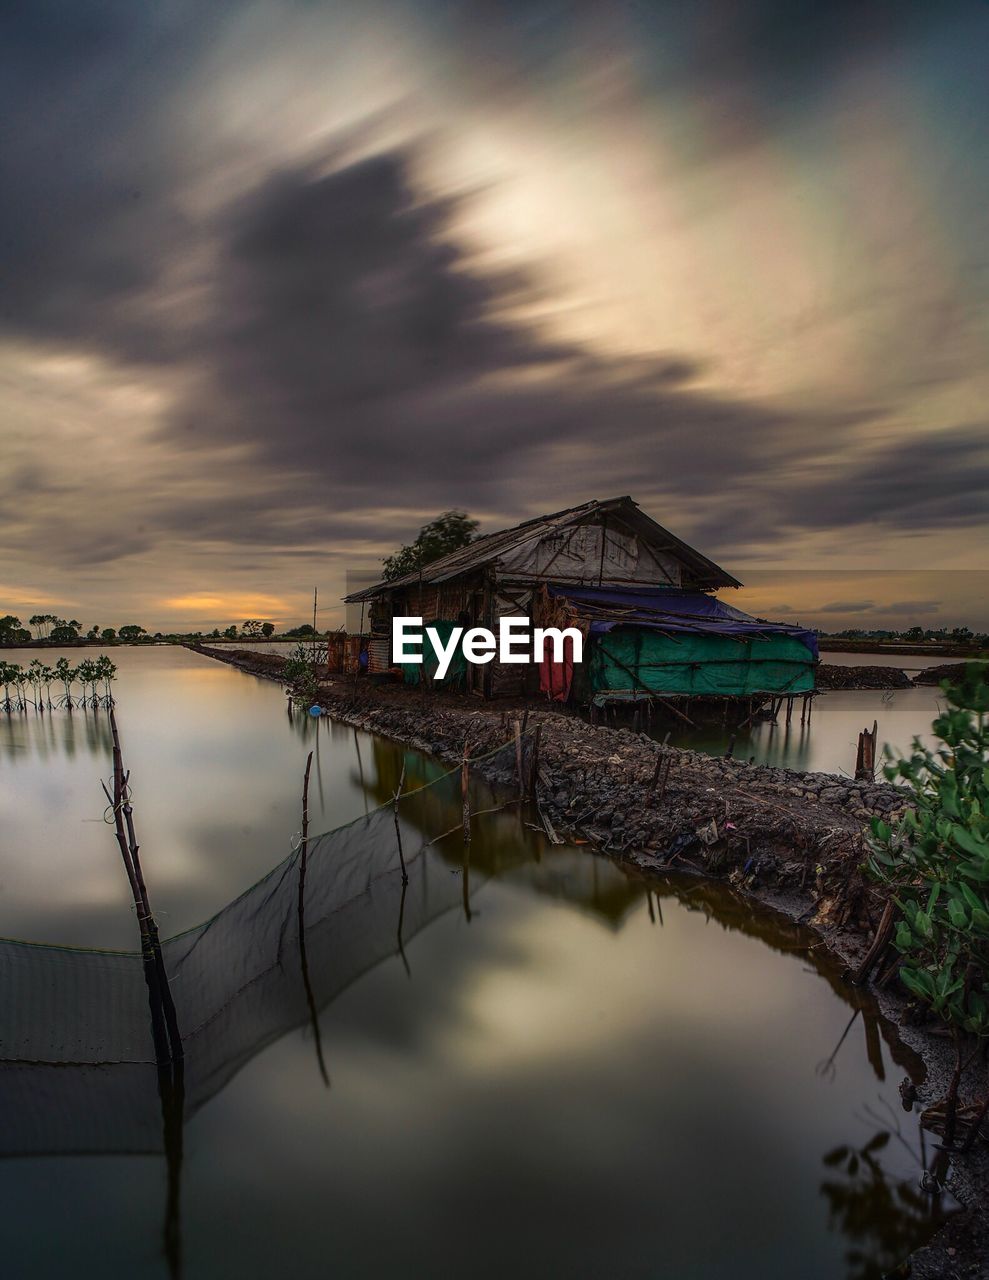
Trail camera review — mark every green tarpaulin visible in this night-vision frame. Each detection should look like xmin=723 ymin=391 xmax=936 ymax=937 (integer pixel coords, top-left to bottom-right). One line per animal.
xmin=400 ymin=619 xmax=468 ymax=688
xmin=588 ymin=627 xmax=815 ymax=698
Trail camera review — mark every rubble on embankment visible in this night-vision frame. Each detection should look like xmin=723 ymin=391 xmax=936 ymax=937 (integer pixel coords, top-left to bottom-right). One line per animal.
xmin=913 ymin=659 xmax=988 ymax=686
xmin=815 ymin=662 xmax=912 ymax=690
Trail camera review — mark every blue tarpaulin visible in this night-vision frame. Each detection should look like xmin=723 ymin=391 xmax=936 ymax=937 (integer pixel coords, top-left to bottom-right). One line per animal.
xmin=549 ymin=585 xmax=819 ymax=659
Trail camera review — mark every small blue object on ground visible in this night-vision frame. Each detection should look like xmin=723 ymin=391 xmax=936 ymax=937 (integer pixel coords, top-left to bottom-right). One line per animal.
xmin=308 ymin=705 xmax=322 ymax=717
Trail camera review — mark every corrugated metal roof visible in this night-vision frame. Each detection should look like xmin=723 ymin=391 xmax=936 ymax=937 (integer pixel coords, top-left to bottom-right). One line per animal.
xmin=344 ymin=496 xmax=741 ymax=601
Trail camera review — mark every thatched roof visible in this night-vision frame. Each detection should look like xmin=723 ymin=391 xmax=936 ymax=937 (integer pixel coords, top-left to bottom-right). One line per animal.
xmin=345 ymin=497 xmax=740 ymax=601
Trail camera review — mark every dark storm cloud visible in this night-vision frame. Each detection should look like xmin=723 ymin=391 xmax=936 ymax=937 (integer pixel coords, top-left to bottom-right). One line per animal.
xmin=777 ymin=425 xmax=989 ymax=533
xmin=417 ymin=0 xmax=967 ymax=163
xmin=0 ymin=1 xmax=230 ymax=351
xmin=815 ymin=601 xmax=875 ymax=614
xmin=1 ymin=0 xmax=987 ymax=577
xmin=142 ymin=145 xmax=899 ymax=554
xmin=884 ymin=600 xmax=942 ymax=616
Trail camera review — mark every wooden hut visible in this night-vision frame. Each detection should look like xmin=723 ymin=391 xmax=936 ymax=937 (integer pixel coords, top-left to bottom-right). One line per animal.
xmin=344 ymin=496 xmax=817 ymax=707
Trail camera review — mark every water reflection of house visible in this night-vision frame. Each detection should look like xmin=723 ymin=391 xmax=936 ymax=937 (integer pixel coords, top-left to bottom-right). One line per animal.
xmin=344 ymin=496 xmax=817 ymax=711
xmin=360 ymin=736 xmax=645 ymax=928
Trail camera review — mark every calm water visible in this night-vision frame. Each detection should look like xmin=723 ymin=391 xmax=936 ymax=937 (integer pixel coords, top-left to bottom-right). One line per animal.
xmin=0 ymin=647 xmax=956 ymax=1277
xmin=669 ymin=686 xmax=947 ymax=776
xmin=818 ymin=649 xmax=967 ymax=673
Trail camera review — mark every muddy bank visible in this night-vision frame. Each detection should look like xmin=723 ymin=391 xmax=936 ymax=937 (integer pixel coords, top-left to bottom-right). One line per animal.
xmin=195 ymin=644 xmax=989 ymax=1275
xmin=913 ymin=659 xmax=988 ymax=686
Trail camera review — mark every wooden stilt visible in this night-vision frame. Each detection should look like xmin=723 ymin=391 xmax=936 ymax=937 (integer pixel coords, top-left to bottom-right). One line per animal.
xmin=392 ymin=762 xmax=409 ymax=885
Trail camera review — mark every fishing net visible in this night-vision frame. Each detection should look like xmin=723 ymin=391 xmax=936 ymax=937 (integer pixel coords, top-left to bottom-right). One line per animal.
xmin=0 ymin=739 xmax=520 ymax=1156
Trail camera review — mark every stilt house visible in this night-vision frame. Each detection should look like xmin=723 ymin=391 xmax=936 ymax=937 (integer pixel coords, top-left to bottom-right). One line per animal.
xmin=344 ymin=497 xmax=817 ymax=707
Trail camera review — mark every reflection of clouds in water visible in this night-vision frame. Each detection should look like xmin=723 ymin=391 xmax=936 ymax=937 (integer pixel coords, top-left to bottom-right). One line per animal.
xmin=193 ymin=868 xmax=943 ymax=1279
xmin=0 ymin=747 xmax=947 ymax=1279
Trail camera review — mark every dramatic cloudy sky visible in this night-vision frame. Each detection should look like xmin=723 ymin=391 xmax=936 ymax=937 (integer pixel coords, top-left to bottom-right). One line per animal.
xmin=2 ymin=0 xmax=987 ymax=632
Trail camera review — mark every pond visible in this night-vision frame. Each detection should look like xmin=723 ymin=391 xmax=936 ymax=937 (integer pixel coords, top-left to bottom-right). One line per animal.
xmin=0 ymin=646 xmax=956 ymax=1278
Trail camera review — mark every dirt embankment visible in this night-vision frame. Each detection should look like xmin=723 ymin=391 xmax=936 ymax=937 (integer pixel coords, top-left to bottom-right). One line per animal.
xmin=913 ymin=660 xmax=989 ymax=686
xmin=194 ymin=643 xmax=989 ymax=1275
xmin=816 ymin=662 xmax=913 ymax=690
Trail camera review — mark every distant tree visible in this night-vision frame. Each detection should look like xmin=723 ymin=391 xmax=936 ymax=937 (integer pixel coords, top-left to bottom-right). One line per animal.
xmin=51 ymin=624 xmax=80 ymax=643
xmin=382 ymin=510 xmax=478 ymax=582
xmin=0 ymin=614 xmax=22 ymax=643
xmin=118 ymin=625 xmax=146 ymax=642
xmin=86 ymin=624 xmax=101 ymax=640
xmin=29 ymin=613 xmax=61 ymax=639
xmin=261 ymin=622 xmax=275 ymax=638
xmin=242 ymin=619 xmax=263 ymax=638
xmin=102 ymin=628 xmax=117 ymax=642
xmin=285 ymin=624 xmax=315 ymax=637
xmin=209 ymin=628 xmax=221 ymax=638
xmin=223 ymin=624 xmax=238 ymax=639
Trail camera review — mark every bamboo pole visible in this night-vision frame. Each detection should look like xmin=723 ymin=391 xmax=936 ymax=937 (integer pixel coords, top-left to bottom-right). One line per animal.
xmin=392 ymin=761 xmax=409 ymax=885
xmin=102 ymin=708 xmax=182 ymax=1064
xmin=296 ymin=750 xmax=329 ymax=1087
xmin=461 ymin=743 xmax=471 ymax=847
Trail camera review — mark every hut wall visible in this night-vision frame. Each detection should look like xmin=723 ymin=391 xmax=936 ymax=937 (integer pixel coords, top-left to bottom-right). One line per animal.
xmin=364 ymin=575 xmax=484 ymax=674
xmin=487 ymin=589 xmax=537 ymax=698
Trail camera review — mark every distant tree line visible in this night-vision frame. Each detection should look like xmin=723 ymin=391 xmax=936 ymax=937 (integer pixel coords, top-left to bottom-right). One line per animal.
xmin=822 ymin=625 xmax=987 ymax=646
xmin=0 ymin=612 xmax=330 ymax=647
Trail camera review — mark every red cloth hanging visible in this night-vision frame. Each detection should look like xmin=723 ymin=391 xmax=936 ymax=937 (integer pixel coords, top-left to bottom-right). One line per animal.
xmin=539 ymin=634 xmax=574 ymax=702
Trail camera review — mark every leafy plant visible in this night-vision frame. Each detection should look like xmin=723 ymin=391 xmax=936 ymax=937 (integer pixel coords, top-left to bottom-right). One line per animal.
xmin=867 ymin=661 xmax=989 ymax=1147
xmin=283 ymin=644 xmax=321 ymax=707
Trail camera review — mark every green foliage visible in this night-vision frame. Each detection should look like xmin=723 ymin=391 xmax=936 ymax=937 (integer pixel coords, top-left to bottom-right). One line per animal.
xmin=285 ymin=624 xmax=315 ymax=637
xmin=50 ymin=624 xmax=80 ymax=643
xmin=382 ymin=510 xmax=478 ymax=582
xmin=0 ymin=614 xmax=30 ymax=645
xmin=867 ymin=662 xmax=989 ymax=1039
xmin=283 ymin=644 xmax=321 ymax=706
xmin=261 ymin=622 xmax=275 ymax=637
xmin=118 ymin=624 xmax=146 ymax=641
xmin=242 ymin=619 xmax=263 ymax=638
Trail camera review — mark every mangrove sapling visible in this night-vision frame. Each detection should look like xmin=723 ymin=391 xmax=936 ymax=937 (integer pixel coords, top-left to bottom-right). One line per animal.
xmin=867 ymin=662 xmax=989 ymax=1150
xmin=283 ymin=644 xmax=321 ymax=708
xmin=95 ymin=655 xmax=117 ymax=707
xmin=54 ymin=657 xmax=76 ymax=709
xmin=38 ymin=662 xmax=55 ymax=710
xmin=0 ymin=661 xmax=20 ymax=712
